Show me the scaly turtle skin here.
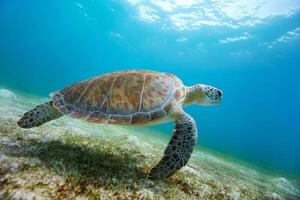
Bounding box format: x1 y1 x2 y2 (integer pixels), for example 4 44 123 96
18 70 223 180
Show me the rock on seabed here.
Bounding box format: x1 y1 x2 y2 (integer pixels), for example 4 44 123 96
0 89 16 99
0 88 299 200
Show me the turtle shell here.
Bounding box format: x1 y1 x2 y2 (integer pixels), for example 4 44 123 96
51 70 186 125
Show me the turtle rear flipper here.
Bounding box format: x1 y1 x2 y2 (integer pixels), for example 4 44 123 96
148 111 197 180
18 101 63 128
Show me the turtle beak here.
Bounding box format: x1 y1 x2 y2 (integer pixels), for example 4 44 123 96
217 90 223 102
217 90 222 98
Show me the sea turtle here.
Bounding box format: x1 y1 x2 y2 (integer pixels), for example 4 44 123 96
18 70 222 180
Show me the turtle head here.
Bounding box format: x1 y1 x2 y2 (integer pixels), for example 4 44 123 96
185 84 223 106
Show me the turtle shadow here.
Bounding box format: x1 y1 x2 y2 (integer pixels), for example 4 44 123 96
7 138 146 184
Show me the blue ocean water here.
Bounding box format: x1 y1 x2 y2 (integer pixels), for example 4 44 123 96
0 0 299 176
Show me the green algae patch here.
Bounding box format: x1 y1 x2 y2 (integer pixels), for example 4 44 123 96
0 89 300 200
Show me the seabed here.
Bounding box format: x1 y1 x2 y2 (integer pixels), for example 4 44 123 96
0 88 299 200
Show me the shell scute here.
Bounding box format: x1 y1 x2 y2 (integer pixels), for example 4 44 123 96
60 81 90 105
132 113 151 125
174 89 182 101
163 101 174 114
74 77 114 112
52 94 65 108
87 112 108 123
108 115 131 125
150 109 166 121
140 74 172 112
59 104 74 115
107 72 144 114
70 109 89 119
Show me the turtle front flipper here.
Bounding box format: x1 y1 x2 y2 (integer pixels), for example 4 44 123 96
148 112 197 180
18 101 63 128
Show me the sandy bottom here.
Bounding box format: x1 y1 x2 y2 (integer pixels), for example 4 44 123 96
0 88 299 200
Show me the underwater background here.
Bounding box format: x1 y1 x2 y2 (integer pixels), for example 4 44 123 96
0 0 300 199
